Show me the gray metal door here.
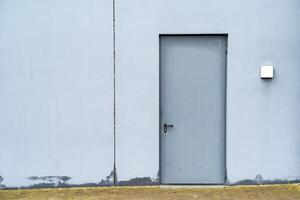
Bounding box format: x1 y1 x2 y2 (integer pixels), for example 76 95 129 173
160 35 227 184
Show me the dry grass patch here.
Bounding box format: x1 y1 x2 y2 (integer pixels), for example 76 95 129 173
0 184 300 200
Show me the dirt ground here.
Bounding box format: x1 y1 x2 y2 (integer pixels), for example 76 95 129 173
0 184 300 200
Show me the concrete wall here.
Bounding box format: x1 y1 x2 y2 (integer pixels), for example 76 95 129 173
116 0 300 184
0 0 299 188
0 0 114 187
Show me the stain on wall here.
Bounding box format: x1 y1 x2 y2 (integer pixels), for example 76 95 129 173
99 170 115 186
118 177 159 186
28 176 71 188
231 175 300 185
0 175 5 188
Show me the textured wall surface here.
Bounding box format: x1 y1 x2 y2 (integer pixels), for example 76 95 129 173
0 0 300 188
0 0 114 187
115 0 300 184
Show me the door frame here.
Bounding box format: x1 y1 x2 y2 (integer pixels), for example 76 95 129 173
158 34 228 185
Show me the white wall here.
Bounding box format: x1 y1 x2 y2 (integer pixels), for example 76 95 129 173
115 0 300 183
0 0 114 187
0 0 299 187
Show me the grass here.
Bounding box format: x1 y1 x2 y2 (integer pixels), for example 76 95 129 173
0 184 300 200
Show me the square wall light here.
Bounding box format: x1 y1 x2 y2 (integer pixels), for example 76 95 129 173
261 65 273 79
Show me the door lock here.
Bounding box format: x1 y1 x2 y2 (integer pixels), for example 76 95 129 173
163 123 174 134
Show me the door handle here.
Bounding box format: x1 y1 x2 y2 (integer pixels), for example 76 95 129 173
163 123 174 134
